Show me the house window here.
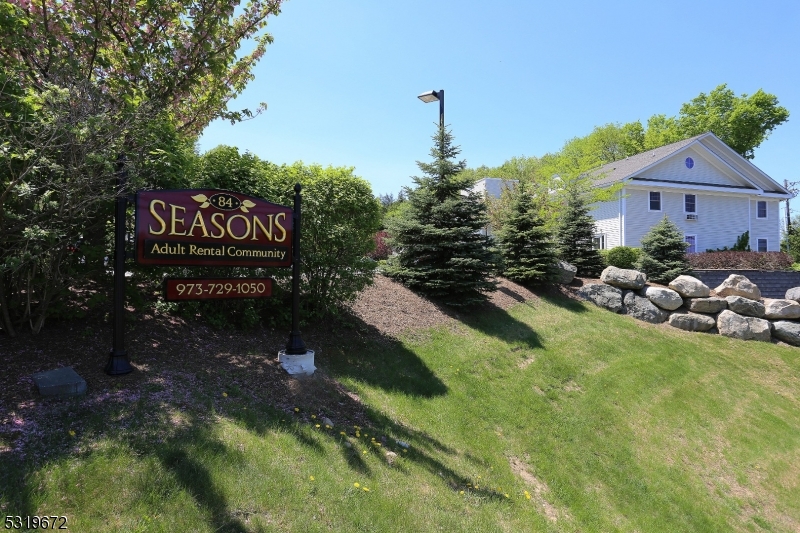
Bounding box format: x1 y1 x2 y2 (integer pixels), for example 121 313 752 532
757 238 767 252
684 235 697 254
684 194 696 213
757 201 767 218
592 234 605 250
649 191 661 211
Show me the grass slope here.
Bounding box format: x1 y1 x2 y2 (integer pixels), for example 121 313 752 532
2 293 799 532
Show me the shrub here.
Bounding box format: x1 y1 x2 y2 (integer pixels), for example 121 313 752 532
555 187 604 278
368 231 391 260
688 251 793 271
605 246 641 270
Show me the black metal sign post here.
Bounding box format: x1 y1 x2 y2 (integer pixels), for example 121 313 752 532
285 184 306 354
106 161 133 375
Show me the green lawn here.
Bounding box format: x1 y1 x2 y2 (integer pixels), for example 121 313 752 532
2 294 799 532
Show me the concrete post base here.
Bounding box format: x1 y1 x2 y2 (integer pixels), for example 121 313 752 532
278 350 316 377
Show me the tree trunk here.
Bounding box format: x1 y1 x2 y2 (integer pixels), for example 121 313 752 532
0 272 16 337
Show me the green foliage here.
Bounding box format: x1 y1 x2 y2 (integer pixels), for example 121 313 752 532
604 246 642 270
704 231 751 253
385 125 499 306
495 185 557 284
554 188 604 278
782 219 800 262
634 216 692 284
181 148 381 323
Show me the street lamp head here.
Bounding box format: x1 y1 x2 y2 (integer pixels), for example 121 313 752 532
417 90 440 103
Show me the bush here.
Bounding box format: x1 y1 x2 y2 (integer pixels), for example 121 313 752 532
688 251 793 271
134 148 382 328
604 246 641 270
368 231 391 260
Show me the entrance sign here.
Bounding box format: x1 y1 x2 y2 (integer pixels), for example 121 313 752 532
107 179 309 376
135 189 292 268
164 278 273 301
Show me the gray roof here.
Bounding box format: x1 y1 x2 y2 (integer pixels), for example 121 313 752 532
591 133 708 187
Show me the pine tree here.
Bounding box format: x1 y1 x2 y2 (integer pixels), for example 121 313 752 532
495 186 557 284
634 216 691 283
555 187 604 278
385 124 499 306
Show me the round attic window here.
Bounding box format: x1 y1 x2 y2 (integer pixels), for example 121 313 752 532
685 157 694 169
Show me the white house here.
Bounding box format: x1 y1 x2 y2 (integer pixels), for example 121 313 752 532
589 132 793 253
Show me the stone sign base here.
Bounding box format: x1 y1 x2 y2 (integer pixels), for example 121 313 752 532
32 367 87 397
278 350 316 377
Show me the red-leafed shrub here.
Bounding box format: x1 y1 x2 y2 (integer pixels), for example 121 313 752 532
368 230 392 260
688 251 793 270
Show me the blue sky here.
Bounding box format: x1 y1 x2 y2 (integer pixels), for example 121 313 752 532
198 0 800 213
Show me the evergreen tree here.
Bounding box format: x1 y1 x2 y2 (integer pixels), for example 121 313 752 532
385 124 499 306
495 185 557 284
634 216 691 283
555 187 604 278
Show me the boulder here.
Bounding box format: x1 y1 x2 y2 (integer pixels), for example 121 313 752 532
717 310 771 342
668 275 710 298
763 299 800 320
724 295 765 318
772 321 800 346
553 260 577 284
623 292 670 323
713 274 761 300
600 266 646 290
578 283 624 313
645 287 684 311
685 297 727 314
785 287 800 303
668 311 716 332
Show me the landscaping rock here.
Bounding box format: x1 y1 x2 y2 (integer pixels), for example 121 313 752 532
685 297 727 314
713 274 761 300
668 311 716 332
772 321 800 346
645 287 683 310
724 296 765 318
763 299 800 320
717 310 771 342
600 266 646 290
623 292 670 323
578 283 624 313
553 260 577 284
785 287 800 303
669 275 710 298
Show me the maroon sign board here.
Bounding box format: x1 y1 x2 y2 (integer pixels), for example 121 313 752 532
164 278 273 301
135 189 293 268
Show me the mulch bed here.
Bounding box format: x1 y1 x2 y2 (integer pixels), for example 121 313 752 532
0 275 591 449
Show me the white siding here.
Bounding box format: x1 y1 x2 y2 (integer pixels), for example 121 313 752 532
638 147 746 187
750 199 781 251
623 187 751 251
591 199 621 249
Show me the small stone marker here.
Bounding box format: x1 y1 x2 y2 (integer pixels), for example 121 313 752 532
32 367 87 397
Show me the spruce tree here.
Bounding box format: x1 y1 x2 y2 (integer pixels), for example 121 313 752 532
495 186 557 284
555 187 604 278
385 124 499 306
634 216 691 283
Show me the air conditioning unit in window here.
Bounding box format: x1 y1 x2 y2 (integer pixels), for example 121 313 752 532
686 214 698 220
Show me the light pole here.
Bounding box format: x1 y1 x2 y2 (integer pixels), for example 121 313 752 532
417 89 444 128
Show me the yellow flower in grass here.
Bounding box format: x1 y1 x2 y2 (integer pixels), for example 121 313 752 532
309 476 315 481
222 392 228 397
69 430 76 437
315 424 320 428
459 490 464 495
354 482 360 488
362 487 370 492
524 491 531 500
311 415 316 419
294 407 300 412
